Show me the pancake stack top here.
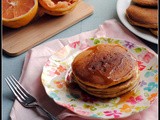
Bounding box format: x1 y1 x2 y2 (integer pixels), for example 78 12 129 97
126 0 158 37
71 44 140 98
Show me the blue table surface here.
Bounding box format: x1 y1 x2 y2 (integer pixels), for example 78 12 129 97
2 0 158 120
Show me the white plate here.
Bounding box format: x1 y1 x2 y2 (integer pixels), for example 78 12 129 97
116 0 158 44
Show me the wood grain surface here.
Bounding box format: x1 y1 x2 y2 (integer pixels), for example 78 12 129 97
3 1 94 56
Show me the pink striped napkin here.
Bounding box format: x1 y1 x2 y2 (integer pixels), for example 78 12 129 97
10 19 158 120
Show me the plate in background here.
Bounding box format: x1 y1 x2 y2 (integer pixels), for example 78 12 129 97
116 0 158 44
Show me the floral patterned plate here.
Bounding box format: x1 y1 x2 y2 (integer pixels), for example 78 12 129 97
41 37 158 119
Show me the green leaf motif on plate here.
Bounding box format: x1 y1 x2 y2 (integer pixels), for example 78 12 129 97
106 38 121 44
114 40 120 44
134 47 147 53
107 38 113 43
94 39 100 44
135 106 148 111
98 104 109 108
144 92 149 97
134 48 142 53
95 103 100 106
83 104 97 111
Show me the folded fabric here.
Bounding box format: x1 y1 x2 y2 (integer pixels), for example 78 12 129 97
10 19 158 120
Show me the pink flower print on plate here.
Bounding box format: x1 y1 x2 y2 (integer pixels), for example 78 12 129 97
142 52 154 63
104 110 122 118
127 95 143 105
49 65 66 76
137 61 146 71
49 68 57 76
54 81 65 89
69 41 80 48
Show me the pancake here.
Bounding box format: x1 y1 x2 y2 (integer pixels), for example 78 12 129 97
74 69 140 93
126 5 158 29
83 80 139 98
72 44 138 89
132 0 158 7
149 28 158 36
78 77 139 95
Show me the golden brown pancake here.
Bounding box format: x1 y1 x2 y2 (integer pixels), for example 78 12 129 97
69 71 140 98
149 28 158 36
126 5 158 29
74 69 140 93
72 44 138 89
83 81 139 98
132 0 158 7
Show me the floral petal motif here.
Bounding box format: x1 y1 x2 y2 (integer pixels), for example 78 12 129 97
147 93 157 104
125 41 134 49
144 82 158 92
57 65 66 72
127 97 137 104
69 41 80 48
135 96 143 102
142 52 154 63
54 70 60 75
140 80 147 87
120 104 132 113
54 80 65 89
104 110 121 118
50 92 60 101
145 71 154 78
137 61 146 71
127 95 143 105
104 111 113 116
155 74 158 82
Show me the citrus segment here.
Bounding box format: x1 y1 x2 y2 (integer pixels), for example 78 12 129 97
2 0 38 28
39 0 79 15
39 4 76 16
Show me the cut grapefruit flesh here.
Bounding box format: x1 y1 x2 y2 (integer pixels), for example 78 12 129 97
2 0 38 28
38 3 77 16
39 0 79 12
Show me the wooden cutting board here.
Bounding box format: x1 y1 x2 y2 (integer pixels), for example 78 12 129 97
3 1 94 56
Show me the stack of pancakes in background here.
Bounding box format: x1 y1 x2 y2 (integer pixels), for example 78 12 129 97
71 44 140 98
126 0 158 37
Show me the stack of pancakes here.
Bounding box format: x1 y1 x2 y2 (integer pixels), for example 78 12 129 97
126 0 158 37
71 44 140 98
